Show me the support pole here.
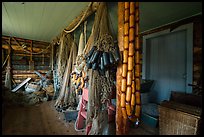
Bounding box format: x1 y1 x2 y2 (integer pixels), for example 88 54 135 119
5 37 12 90
2 49 4 63
29 40 34 70
51 43 54 71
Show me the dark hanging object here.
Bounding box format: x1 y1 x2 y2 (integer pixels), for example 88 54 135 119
99 69 105 76
86 46 97 59
103 52 110 67
91 50 100 64
86 59 92 69
109 52 115 65
114 46 121 63
88 50 97 63
100 56 105 71
92 62 98 70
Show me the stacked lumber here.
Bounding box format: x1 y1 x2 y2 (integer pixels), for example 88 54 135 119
2 36 51 88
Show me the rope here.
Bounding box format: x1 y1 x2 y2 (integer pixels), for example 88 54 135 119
63 2 93 34
83 2 104 54
84 21 87 45
12 37 51 55
21 44 51 55
107 9 117 43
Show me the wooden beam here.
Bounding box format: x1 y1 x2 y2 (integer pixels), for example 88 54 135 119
13 73 38 77
2 49 4 63
11 50 50 55
12 53 50 58
4 37 12 90
29 40 34 70
2 35 50 45
12 70 47 74
140 14 202 36
11 77 32 92
2 44 47 53
12 37 49 55
30 40 33 61
2 37 50 55
12 75 39 80
51 43 54 71
12 79 41 84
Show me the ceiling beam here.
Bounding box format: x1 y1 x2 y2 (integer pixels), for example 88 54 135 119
140 14 202 36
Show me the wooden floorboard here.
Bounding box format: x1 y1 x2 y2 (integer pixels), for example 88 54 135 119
2 100 158 135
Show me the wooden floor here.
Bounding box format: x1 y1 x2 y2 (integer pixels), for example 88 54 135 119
2 101 84 135
2 101 158 135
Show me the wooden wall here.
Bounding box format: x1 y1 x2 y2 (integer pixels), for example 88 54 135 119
193 17 202 92
2 36 51 88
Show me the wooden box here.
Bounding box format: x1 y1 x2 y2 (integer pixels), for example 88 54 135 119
159 101 201 135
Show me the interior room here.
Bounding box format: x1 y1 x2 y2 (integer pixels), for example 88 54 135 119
2 2 202 135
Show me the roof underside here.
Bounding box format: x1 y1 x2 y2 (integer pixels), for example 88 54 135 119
2 2 202 42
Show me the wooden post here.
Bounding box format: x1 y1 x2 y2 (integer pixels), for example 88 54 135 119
29 40 34 70
51 43 54 71
5 37 12 90
30 40 33 61
116 2 129 135
2 49 4 64
42 54 45 65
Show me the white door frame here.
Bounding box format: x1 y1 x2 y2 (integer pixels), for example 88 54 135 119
142 23 193 93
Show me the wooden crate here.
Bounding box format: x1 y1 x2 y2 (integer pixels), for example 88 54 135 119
159 101 201 135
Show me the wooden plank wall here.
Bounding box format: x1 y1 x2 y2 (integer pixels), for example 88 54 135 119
2 36 51 87
193 17 202 92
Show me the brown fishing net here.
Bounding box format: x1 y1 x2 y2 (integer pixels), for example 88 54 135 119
55 34 72 95
86 2 115 135
64 39 77 108
54 33 78 110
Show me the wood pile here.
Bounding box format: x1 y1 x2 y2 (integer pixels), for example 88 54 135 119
2 36 51 88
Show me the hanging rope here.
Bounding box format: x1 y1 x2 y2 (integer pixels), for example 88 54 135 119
107 9 117 43
84 20 87 45
12 37 51 55
63 2 93 34
21 44 51 55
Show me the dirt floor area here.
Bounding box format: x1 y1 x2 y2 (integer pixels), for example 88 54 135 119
2 100 158 135
2 101 84 135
